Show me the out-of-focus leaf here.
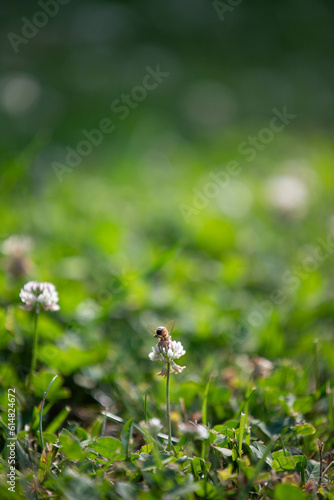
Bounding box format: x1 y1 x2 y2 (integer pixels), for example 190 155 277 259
39 345 107 375
40 432 58 445
59 429 85 461
211 445 233 457
115 482 136 500
293 396 314 414
251 420 272 441
45 406 71 434
294 423 316 436
32 371 70 401
274 483 307 500
91 437 121 460
305 460 321 482
249 442 273 466
293 455 308 468
272 450 291 459
272 456 296 471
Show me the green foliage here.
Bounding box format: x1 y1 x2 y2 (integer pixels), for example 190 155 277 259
91 437 123 460
1 134 334 498
274 484 308 500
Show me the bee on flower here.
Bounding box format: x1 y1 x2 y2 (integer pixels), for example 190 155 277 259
148 321 186 377
147 321 186 452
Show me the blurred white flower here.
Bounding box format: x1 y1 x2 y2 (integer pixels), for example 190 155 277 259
2 235 33 256
19 281 60 313
75 298 101 323
1 74 41 115
1 235 33 278
264 175 309 216
251 356 274 378
179 422 209 440
149 340 186 377
140 418 163 435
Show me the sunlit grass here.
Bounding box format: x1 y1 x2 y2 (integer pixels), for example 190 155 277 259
0 133 334 498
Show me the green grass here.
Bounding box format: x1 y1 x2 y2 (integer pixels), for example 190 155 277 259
1 131 334 498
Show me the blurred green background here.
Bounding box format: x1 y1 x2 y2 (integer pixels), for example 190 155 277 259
1 0 334 419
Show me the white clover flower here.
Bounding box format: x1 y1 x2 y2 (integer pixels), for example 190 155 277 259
19 281 60 313
149 340 186 377
179 422 209 440
149 340 185 362
140 418 163 435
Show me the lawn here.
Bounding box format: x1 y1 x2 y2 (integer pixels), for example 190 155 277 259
1 1 334 498
1 128 334 498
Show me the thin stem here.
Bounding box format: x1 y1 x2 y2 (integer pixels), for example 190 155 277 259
166 361 172 452
39 375 58 451
27 311 38 391
144 391 148 423
323 461 334 477
280 435 287 456
144 392 149 453
314 338 319 391
319 439 323 487
201 375 211 460
327 381 333 429
101 406 108 437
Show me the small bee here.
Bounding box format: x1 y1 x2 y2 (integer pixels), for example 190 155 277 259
148 320 175 343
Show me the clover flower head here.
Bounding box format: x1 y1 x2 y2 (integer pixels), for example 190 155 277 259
140 418 163 435
149 340 185 362
179 422 209 440
149 340 186 377
19 281 60 313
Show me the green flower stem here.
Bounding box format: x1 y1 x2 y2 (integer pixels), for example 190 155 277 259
166 361 172 452
27 311 38 391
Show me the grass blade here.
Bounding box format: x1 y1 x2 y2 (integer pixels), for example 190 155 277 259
201 375 211 460
238 412 246 457
121 418 134 459
39 375 58 450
